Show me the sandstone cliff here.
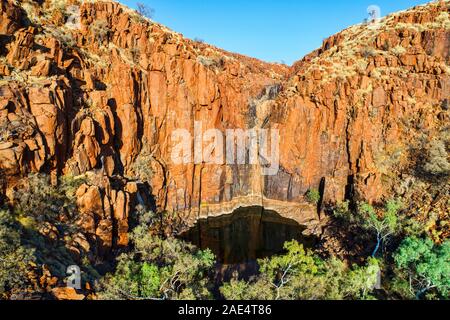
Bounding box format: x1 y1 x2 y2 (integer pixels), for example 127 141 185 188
0 0 449 257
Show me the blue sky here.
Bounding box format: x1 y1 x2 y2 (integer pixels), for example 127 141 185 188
119 0 428 65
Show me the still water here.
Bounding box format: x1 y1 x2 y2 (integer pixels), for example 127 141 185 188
180 206 313 265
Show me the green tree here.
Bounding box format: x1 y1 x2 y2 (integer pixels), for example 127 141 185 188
335 200 402 257
97 211 215 300
359 200 402 257
259 240 327 300
393 237 450 299
221 241 379 300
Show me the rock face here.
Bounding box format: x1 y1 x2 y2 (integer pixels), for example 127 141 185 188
51 287 85 300
0 0 449 251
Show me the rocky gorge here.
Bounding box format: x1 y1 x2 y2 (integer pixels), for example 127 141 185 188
0 0 449 299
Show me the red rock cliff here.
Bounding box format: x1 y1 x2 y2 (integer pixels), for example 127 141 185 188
0 0 449 251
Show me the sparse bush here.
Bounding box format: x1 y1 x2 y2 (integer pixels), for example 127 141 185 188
90 19 110 44
8 174 99 288
0 121 8 142
423 138 450 176
13 173 84 228
355 59 368 74
130 146 153 184
0 209 36 299
435 11 450 28
130 47 141 63
136 3 154 19
360 47 377 59
49 0 67 16
0 116 33 143
390 45 407 56
197 55 225 71
369 68 382 79
21 1 39 24
50 28 76 48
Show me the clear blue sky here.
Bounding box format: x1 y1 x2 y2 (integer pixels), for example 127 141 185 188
119 0 428 65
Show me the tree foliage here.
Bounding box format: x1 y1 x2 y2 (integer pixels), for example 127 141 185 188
305 189 321 204
97 211 215 300
393 237 450 299
334 199 403 257
220 241 380 300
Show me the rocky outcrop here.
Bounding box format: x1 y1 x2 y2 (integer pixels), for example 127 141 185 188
0 0 449 254
51 287 85 300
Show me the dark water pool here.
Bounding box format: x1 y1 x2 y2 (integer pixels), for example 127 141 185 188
179 206 313 265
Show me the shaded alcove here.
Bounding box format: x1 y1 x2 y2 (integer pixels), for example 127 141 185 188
179 206 314 266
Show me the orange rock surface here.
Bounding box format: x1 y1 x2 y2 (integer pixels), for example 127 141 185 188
0 0 449 250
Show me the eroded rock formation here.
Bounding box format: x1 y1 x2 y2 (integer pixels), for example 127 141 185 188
0 0 449 256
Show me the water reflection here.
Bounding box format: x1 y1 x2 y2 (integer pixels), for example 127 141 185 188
180 206 313 265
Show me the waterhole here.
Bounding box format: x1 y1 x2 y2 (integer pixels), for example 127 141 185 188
180 206 314 267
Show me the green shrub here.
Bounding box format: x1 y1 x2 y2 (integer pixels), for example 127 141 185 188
305 188 321 204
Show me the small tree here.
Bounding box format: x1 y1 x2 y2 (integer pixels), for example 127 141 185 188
259 240 319 300
334 200 402 257
359 200 402 257
136 3 155 19
221 240 379 300
394 237 450 299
